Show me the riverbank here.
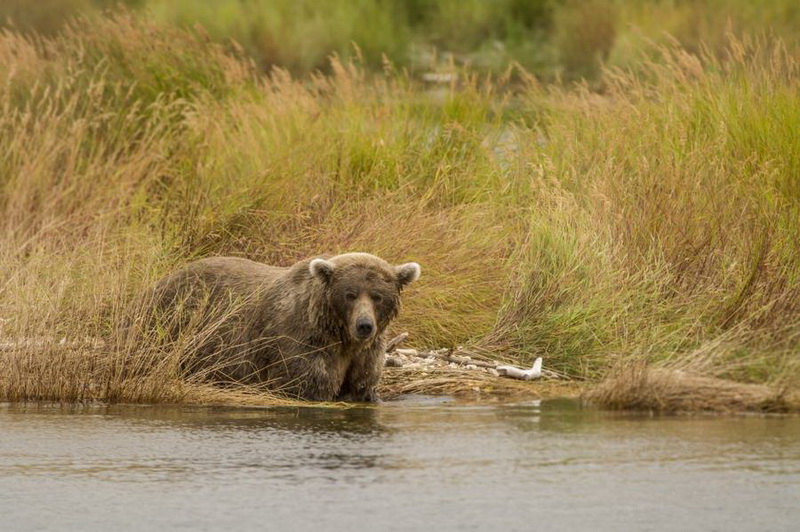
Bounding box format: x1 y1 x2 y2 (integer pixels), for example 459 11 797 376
0 335 582 405
6 335 799 414
378 343 583 401
380 346 800 413
378 348 800 413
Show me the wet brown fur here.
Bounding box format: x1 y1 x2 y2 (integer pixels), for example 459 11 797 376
144 253 418 401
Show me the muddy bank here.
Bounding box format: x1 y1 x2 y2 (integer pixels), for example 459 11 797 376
379 345 800 413
379 365 582 400
377 343 581 400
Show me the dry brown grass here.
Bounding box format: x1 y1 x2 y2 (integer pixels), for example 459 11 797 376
0 338 301 406
584 362 800 414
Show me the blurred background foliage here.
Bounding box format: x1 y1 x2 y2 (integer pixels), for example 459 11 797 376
2 0 799 82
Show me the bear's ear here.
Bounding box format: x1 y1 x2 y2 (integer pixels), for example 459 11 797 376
309 258 335 283
395 262 421 287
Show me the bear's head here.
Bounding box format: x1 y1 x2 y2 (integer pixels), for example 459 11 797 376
309 252 420 343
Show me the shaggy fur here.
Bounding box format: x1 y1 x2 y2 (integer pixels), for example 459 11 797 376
145 253 420 402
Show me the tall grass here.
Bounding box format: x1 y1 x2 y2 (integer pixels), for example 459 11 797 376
497 36 800 383
0 13 798 403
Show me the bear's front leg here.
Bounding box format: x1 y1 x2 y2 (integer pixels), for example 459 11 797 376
280 351 344 402
336 348 385 403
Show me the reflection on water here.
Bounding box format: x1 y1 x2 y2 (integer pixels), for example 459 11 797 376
1 398 799 531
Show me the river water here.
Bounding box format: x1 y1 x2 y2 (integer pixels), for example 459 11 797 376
1 397 798 531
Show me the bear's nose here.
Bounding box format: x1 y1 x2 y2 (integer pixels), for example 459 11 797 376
355 318 374 339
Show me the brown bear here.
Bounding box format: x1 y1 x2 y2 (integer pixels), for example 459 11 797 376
143 252 420 402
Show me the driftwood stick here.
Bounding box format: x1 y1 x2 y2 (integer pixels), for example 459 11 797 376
396 348 499 369
436 352 498 369
0 337 106 352
385 332 410 353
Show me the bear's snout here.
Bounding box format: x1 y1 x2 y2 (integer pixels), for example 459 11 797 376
349 294 378 341
355 316 375 339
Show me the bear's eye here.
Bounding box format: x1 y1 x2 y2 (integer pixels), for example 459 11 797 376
371 294 383 303
345 292 357 302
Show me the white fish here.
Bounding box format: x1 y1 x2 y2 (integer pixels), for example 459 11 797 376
496 357 543 381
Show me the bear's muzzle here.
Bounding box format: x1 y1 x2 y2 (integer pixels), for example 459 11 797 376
351 294 377 341
355 316 375 339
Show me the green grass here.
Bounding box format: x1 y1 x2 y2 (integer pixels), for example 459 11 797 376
0 9 798 403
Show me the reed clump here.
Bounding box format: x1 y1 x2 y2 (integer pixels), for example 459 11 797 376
584 362 800 414
0 12 798 409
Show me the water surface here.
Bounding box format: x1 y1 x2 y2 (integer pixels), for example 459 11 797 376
1 398 798 531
